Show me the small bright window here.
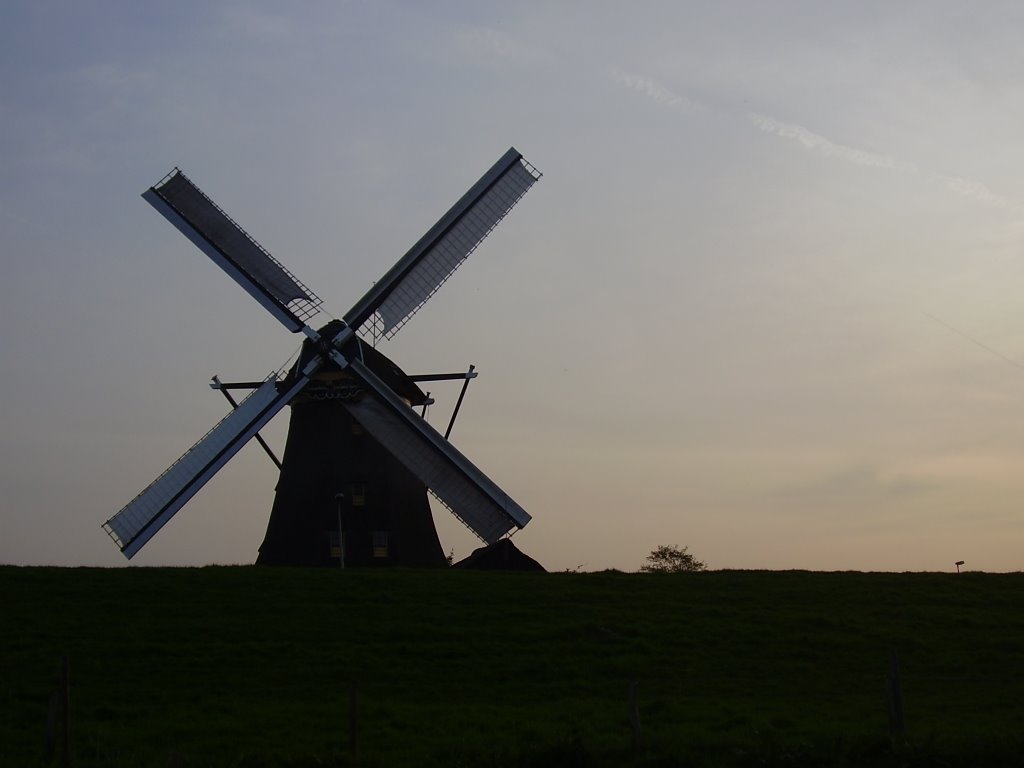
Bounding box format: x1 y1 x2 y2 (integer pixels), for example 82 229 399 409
351 483 366 507
328 530 342 559
372 531 389 558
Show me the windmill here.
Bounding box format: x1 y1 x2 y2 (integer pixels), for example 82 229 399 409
103 148 541 565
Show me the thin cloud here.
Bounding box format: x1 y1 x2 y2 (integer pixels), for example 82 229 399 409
931 173 1020 210
774 463 935 508
748 113 909 171
610 67 703 114
217 7 296 43
749 112 1022 211
73 63 154 92
457 26 543 66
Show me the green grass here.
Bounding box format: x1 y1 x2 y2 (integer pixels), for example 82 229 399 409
3 567 1024 766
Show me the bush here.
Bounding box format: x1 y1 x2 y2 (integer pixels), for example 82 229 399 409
641 544 706 573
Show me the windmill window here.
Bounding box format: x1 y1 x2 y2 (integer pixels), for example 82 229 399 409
328 530 342 559
372 531 389 558
350 484 366 507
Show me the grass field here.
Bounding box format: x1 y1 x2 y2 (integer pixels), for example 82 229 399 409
3 566 1023 766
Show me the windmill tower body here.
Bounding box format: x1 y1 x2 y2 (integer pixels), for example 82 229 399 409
103 149 539 563
257 326 446 567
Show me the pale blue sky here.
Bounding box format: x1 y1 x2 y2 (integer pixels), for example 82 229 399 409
3 2 1024 571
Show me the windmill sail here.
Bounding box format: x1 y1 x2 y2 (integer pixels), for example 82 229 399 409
340 354 531 543
345 147 541 340
143 169 322 332
104 372 312 558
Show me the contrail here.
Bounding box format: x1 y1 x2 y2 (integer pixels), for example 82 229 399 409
930 173 1019 211
749 114 1021 210
924 312 1024 370
609 67 702 113
609 67 1022 212
748 113 909 170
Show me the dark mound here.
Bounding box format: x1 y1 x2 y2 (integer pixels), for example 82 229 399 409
453 538 545 571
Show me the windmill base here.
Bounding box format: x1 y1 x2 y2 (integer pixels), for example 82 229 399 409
256 395 447 568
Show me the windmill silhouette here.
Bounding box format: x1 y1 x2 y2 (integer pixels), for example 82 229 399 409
104 148 540 565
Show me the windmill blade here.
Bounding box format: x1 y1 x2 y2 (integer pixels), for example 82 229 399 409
344 147 541 341
143 169 323 333
103 370 314 559
339 354 531 543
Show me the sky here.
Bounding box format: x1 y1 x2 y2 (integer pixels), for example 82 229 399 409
3 2 1024 572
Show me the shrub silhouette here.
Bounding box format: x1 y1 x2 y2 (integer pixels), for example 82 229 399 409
641 544 706 573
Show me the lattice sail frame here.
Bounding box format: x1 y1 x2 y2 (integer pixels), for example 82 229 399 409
146 168 323 330
354 154 541 343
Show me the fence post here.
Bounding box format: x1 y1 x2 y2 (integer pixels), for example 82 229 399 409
44 653 71 766
628 679 641 754
45 690 58 762
349 681 358 760
885 649 905 741
62 653 71 767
